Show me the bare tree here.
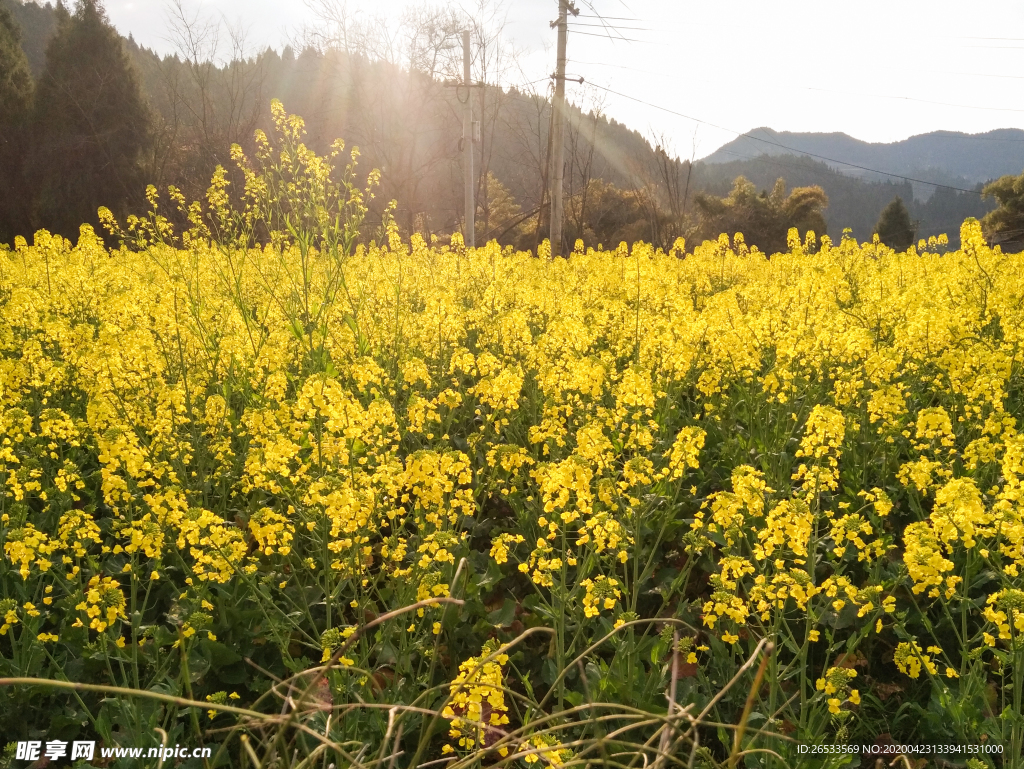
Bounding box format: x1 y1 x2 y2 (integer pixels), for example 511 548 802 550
155 0 266 198
564 87 606 246
650 129 699 247
299 0 355 56
465 0 521 238
297 1 467 233
299 0 542 238
495 74 553 248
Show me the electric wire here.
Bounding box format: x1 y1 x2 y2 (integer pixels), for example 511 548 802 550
801 86 1024 114
567 21 652 31
566 58 1024 138
563 29 651 43
563 0 647 45
575 13 641 21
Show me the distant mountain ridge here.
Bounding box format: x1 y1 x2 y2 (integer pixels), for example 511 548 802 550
705 127 1024 191
0 0 1002 244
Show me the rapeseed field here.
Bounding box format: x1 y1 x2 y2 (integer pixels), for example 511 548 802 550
0 103 1021 768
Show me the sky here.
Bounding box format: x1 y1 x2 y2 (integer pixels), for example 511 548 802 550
101 0 1024 160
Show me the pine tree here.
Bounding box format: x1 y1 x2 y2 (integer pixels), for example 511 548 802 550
30 0 151 238
875 196 915 251
0 4 34 242
981 170 1024 250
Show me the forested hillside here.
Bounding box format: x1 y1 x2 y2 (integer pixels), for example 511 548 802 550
690 153 994 240
0 0 998 248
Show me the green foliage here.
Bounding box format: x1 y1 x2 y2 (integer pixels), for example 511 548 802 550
0 0 57 77
562 179 658 250
0 5 31 117
0 3 33 242
29 0 151 239
693 176 828 254
478 172 526 242
982 170 1024 249
875 196 916 251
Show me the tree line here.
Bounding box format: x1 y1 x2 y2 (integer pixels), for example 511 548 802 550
0 0 1005 253
1 0 149 242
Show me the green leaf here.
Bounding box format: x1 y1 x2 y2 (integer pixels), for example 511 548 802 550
520 673 535 700
541 659 559 685
650 643 663 666
201 638 245 671
474 559 503 592
487 599 516 629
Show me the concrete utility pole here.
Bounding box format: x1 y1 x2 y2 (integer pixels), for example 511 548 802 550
548 0 577 257
462 29 475 249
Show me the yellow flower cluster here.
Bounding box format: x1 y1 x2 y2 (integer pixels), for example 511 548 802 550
4 525 55 579
983 589 1024 642
0 598 19 635
319 626 357 664
580 575 622 618
815 666 861 714
443 641 511 756
3 194 1024 743
74 576 126 632
248 507 295 556
520 733 573 765
894 641 939 679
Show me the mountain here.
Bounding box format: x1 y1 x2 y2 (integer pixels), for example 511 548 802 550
0 0 1001 246
705 127 1024 197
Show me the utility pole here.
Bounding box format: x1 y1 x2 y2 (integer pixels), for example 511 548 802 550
548 0 577 257
462 29 475 250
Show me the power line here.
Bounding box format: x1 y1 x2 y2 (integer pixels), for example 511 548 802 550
713 147 913 189
564 29 654 43
565 23 636 44
557 8 1019 194
567 21 652 31
801 86 1024 114
575 13 640 21
568 61 1024 120
568 58 655 76
574 0 637 20
563 2 659 44
506 77 551 90
571 47 1024 83
582 82 991 196
911 132 1024 143
938 71 1024 80
714 147 916 190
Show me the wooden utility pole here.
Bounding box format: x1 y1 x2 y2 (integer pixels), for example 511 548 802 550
548 0 577 257
462 29 475 249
